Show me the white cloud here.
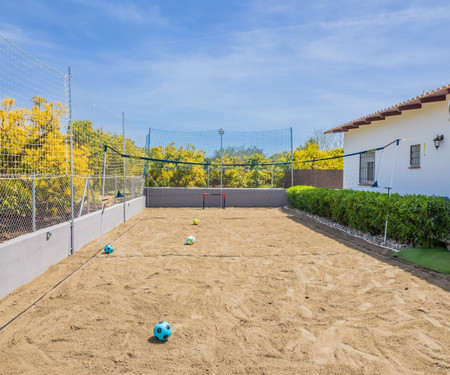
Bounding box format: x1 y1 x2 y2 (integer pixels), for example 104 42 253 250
71 0 168 26
0 24 56 50
318 5 450 30
37 0 450 145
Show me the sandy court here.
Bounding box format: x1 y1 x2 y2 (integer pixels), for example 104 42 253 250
0 207 449 374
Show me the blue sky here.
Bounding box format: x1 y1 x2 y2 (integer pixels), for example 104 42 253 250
1 0 450 148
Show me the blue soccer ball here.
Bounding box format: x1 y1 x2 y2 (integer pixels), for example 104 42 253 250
154 321 172 341
104 244 114 253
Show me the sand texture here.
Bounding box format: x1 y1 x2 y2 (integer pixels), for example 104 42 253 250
0 207 449 374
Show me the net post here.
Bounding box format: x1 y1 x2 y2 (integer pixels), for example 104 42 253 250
383 187 392 243
100 145 107 250
202 193 207 209
383 139 400 243
222 193 226 209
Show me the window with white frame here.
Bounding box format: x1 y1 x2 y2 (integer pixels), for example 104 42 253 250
359 151 375 184
410 144 420 167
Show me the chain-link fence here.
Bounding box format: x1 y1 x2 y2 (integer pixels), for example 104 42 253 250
0 176 72 242
0 36 145 245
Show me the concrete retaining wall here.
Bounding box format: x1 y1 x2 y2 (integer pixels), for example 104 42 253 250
0 196 145 299
145 187 288 207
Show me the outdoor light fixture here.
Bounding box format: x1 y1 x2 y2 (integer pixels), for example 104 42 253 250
433 134 444 150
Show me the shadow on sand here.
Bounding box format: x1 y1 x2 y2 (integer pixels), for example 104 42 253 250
281 206 450 292
148 336 168 345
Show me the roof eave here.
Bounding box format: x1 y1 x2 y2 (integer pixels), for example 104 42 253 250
324 84 450 134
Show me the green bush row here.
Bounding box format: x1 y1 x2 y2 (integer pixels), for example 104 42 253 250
286 185 450 247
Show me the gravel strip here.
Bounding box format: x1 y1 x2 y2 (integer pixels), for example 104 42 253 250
284 206 409 252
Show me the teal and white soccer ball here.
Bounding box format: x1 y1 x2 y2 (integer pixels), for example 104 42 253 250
186 235 195 245
154 321 172 341
104 244 114 253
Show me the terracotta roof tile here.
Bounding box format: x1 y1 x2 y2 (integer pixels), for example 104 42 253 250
324 84 450 134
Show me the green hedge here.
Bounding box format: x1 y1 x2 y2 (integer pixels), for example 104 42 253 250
286 185 450 247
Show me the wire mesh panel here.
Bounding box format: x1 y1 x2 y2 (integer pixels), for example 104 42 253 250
0 36 65 109
34 176 72 229
144 128 292 188
0 36 69 242
0 36 67 178
0 176 72 242
0 36 146 243
0 178 33 242
101 147 145 208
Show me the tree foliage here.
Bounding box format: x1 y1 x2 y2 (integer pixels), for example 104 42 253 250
1 97 92 216
1 98 145 217
294 139 343 170
2 97 344 195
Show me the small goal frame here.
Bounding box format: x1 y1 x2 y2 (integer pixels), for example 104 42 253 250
202 193 226 209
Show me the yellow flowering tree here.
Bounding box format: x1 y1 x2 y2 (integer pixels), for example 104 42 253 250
0 97 91 216
146 142 207 187
293 140 343 170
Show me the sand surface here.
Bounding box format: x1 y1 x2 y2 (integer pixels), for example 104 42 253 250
0 207 449 374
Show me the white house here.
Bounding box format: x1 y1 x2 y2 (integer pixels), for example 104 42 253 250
325 84 450 198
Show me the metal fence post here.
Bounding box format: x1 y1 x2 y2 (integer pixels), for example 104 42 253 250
144 128 151 186
290 127 294 187
122 112 126 222
32 173 36 232
68 67 74 255
219 128 224 195
86 176 90 214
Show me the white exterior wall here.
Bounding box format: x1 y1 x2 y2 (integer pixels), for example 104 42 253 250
343 99 450 197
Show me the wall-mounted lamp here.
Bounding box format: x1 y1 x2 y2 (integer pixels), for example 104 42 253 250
433 135 444 150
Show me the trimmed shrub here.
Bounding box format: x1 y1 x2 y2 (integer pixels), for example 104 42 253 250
286 185 450 247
